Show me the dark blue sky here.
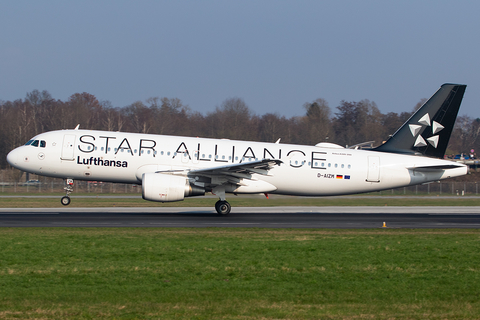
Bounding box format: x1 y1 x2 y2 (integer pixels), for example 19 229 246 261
1 1 478 118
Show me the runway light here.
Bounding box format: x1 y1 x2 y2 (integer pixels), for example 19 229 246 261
382 222 387 228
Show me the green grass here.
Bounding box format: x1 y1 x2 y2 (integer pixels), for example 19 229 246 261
0 228 480 319
1 194 480 207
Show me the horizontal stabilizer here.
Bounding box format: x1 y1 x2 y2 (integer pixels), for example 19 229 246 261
407 164 466 171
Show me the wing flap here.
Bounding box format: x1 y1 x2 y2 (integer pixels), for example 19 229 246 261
189 159 282 176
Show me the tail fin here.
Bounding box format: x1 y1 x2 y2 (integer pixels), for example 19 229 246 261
374 83 466 158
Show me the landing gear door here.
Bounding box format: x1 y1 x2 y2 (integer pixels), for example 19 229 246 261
61 134 76 160
366 156 380 182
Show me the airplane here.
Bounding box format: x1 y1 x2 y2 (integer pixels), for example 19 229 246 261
6 83 467 215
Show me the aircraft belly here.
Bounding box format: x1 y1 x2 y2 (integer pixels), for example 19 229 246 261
264 160 421 196
263 169 363 196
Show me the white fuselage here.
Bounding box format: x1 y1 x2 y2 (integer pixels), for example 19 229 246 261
6 129 467 197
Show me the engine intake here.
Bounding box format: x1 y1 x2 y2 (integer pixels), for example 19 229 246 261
142 173 204 202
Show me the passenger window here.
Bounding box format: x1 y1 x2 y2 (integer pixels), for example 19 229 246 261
31 140 39 147
40 140 46 148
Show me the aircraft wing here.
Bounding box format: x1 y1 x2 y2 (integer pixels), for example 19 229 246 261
155 159 283 189
189 159 283 177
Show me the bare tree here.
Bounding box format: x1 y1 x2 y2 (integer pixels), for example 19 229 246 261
206 97 256 140
450 115 480 154
124 101 153 133
301 98 332 145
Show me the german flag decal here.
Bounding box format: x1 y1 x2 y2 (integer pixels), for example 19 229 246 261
336 175 343 179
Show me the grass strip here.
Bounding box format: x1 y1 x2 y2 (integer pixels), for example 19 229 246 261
0 228 479 319
1 195 480 207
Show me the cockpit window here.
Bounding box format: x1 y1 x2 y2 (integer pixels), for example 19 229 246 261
26 140 46 148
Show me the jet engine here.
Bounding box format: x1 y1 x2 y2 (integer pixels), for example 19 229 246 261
142 173 204 202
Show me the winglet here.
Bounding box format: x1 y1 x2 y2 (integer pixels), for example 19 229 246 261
374 84 466 158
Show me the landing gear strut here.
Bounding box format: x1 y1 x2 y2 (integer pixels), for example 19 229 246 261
215 200 231 215
61 179 74 206
213 186 231 215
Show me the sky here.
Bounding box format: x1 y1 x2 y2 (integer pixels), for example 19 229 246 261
1 1 479 119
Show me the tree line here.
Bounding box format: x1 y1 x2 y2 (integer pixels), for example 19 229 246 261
1 89 479 169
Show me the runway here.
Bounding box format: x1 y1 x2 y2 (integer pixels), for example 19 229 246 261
1 206 480 228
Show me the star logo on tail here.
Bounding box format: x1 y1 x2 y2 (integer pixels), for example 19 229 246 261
408 113 444 148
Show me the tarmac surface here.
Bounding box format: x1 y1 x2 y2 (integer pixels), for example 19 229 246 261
1 206 480 228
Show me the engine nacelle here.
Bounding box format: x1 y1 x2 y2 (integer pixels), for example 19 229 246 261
142 173 204 202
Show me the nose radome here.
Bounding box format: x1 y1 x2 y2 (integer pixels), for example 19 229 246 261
6 148 19 167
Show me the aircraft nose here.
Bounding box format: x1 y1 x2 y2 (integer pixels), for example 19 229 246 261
6 148 20 167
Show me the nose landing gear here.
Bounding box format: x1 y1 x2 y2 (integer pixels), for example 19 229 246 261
61 195 71 206
61 179 74 206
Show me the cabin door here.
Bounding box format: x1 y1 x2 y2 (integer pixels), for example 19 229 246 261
61 134 76 160
366 156 380 182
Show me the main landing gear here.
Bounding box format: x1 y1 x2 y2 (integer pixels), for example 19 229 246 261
61 179 74 206
215 200 231 215
213 186 231 215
